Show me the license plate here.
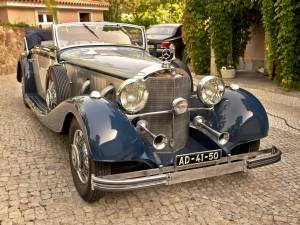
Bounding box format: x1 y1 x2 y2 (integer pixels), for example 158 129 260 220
176 150 222 167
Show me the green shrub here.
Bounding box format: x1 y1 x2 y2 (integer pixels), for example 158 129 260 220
182 1 210 74
183 0 300 90
0 22 31 28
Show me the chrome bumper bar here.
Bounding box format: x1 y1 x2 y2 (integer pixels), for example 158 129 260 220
91 146 281 192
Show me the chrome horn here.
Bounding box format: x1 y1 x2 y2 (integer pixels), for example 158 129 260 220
192 116 230 145
136 120 168 150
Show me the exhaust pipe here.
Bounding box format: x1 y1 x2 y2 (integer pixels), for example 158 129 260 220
192 116 230 145
136 120 168 150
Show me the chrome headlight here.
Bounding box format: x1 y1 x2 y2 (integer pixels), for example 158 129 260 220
117 79 149 114
197 76 225 106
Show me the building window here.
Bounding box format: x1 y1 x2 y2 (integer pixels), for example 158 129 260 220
79 12 91 22
46 15 53 23
38 13 54 24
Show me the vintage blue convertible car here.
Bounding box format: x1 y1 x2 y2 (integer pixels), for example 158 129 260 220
17 22 281 202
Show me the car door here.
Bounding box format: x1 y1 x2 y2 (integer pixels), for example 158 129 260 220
31 47 54 99
31 47 44 98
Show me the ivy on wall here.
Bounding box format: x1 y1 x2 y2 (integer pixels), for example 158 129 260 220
274 0 299 90
183 0 300 90
261 0 278 80
182 0 210 74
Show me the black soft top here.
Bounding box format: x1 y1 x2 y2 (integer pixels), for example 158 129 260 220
25 28 53 50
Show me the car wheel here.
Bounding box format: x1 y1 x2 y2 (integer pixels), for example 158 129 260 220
171 59 193 91
68 118 111 202
46 65 71 110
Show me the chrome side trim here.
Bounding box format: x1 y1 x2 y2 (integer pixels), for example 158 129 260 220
24 37 29 56
91 146 281 191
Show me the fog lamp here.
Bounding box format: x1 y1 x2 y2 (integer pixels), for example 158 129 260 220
173 98 188 115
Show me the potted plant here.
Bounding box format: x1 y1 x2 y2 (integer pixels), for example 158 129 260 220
221 65 236 78
221 57 236 78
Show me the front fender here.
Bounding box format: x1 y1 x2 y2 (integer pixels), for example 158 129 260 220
31 95 158 166
70 97 158 166
190 87 268 153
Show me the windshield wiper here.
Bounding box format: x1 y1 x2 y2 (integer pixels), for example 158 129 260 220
83 23 100 39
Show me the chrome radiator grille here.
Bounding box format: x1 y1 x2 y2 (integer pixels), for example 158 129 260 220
141 76 191 152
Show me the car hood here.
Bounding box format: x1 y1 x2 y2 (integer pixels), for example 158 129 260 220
60 46 161 79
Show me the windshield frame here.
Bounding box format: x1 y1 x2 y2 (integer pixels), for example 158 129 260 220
53 22 147 51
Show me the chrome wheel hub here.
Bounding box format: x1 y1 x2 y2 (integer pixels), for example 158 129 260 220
71 129 90 184
46 80 57 110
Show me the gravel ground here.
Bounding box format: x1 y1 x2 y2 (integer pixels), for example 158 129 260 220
0 74 299 225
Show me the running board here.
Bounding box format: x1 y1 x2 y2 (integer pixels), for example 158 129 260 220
24 94 75 133
25 94 48 114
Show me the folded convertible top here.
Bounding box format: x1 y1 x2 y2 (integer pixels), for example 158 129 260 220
25 28 52 50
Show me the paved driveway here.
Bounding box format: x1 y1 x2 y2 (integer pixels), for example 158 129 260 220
0 74 299 225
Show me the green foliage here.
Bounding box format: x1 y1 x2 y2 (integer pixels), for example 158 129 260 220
274 0 299 90
0 22 31 28
208 0 234 71
104 0 127 22
119 0 185 27
182 0 210 74
183 0 258 73
44 0 57 22
184 0 299 90
261 0 278 79
232 9 261 67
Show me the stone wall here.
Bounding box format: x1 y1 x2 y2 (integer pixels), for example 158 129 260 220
0 26 24 76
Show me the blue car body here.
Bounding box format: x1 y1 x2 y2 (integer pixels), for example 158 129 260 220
17 23 281 196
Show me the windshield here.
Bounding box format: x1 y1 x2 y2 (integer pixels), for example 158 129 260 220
56 23 145 49
146 26 177 35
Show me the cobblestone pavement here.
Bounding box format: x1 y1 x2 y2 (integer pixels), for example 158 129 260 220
0 74 299 225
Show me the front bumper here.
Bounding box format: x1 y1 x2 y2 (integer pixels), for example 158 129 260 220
91 146 281 191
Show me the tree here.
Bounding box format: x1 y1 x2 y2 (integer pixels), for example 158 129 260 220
121 0 185 27
44 0 57 22
103 0 127 22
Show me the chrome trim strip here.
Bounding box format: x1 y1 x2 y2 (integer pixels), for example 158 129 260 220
134 64 173 79
126 107 213 120
188 107 214 111
24 37 29 55
91 147 281 191
126 110 173 120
